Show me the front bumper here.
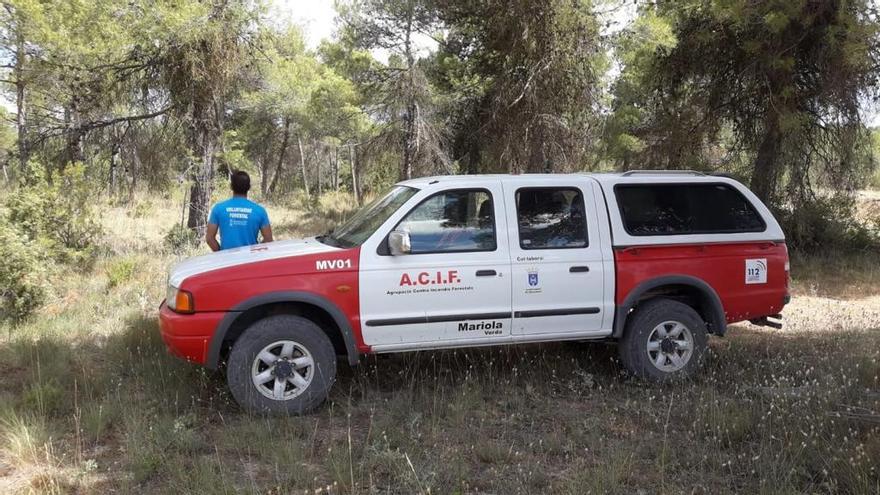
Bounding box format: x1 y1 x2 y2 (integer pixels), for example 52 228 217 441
159 301 225 365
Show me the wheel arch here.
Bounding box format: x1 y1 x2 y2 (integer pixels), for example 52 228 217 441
207 291 361 369
613 275 727 338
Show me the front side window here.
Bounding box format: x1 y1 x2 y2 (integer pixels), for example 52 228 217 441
322 186 419 248
516 188 589 249
615 183 766 236
395 189 496 253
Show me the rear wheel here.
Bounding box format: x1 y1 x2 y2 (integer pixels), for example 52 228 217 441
618 298 708 381
227 315 336 415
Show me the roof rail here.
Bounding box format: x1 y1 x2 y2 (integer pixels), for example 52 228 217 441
620 170 706 177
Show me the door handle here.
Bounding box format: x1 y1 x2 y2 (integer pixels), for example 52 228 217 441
476 269 497 277
569 266 590 273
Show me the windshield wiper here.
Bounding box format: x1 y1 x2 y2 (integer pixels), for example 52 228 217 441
317 229 341 247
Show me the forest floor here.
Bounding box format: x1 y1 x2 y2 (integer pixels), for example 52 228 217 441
0 192 878 494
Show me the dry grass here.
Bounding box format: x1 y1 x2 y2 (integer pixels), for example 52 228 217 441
0 192 878 494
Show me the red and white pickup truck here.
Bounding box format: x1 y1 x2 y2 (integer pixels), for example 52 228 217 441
160 172 790 414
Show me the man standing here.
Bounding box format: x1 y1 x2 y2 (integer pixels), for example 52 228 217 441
206 171 273 251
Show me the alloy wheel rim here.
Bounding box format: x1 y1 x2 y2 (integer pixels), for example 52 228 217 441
251 340 315 401
646 320 694 372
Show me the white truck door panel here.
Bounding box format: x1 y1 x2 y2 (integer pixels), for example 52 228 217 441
505 180 607 336
359 183 512 346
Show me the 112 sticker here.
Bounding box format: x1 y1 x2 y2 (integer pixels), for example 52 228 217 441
745 258 767 284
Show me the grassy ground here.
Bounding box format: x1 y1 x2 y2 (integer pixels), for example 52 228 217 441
1 193 879 494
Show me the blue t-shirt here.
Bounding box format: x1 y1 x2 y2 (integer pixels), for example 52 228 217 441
208 197 270 250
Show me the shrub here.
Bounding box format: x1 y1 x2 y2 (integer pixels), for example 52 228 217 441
128 199 152 219
776 196 879 253
5 162 102 264
164 223 199 253
0 221 46 323
869 167 880 189
5 186 46 241
106 258 137 288
44 163 103 252
20 379 65 417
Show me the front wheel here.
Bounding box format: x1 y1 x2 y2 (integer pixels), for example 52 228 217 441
618 298 708 381
226 315 337 415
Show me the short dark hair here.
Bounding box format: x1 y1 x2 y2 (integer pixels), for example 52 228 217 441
231 171 250 195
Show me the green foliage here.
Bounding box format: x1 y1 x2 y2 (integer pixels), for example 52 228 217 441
7 163 102 264
0 0 878 256
106 258 137 288
46 164 103 253
164 224 199 253
5 187 46 241
776 197 879 253
871 129 880 189
19 379 64 417
0 219 46 323
603 0 880 251
430 0 605 174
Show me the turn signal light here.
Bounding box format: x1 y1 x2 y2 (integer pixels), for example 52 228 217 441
174 290 195 314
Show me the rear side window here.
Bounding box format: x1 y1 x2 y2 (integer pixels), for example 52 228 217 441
615 183 766 236
516 188 588 249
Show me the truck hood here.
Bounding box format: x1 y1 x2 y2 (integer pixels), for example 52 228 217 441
168 237 341 287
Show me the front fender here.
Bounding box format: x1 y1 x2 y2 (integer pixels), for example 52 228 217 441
206 291 361 369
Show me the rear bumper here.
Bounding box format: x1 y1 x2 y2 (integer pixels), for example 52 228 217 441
159 301 225 365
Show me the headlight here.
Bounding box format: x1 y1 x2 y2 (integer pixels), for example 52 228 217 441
166 284 177 310
166 285 194 313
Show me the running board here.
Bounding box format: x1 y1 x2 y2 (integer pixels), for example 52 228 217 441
750 314 783 329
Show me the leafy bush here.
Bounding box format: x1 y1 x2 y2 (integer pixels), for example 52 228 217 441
128 199 152 219
44 164 103 252
5 186 46 241
869 167 880 190
20 379 65 417
164 224 199 253
106 258 137 288
777 197 879 253
0 221 46 323
6 162 102 264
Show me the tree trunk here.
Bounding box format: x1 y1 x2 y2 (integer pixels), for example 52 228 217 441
401 103 416 181
526 126 546 173
14 32 27 172
314 144 322 196
129 138 139 202
268 116 290 196
186 135 216 236
332 147 339 191
750 110 783 204
109 142 119 195
349 143 360 205
185 97 221 235
62 106 85 167
400 13 416 181
298 135 310 198
259 158 269 196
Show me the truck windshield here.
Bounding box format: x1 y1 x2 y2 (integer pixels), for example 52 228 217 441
319 186 419 248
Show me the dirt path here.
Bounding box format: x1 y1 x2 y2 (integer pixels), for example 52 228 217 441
776 292 880 333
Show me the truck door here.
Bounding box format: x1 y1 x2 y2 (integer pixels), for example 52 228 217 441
505 181 607 336
359 183 512 348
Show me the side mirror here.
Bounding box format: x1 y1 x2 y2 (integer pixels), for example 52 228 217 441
388 230 411 256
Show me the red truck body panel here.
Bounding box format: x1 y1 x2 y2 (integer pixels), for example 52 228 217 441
162 247 368 355
614 241 789 323
159 302 222 364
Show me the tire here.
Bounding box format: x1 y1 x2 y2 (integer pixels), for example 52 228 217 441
226 315 337 415
618 298 708 382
